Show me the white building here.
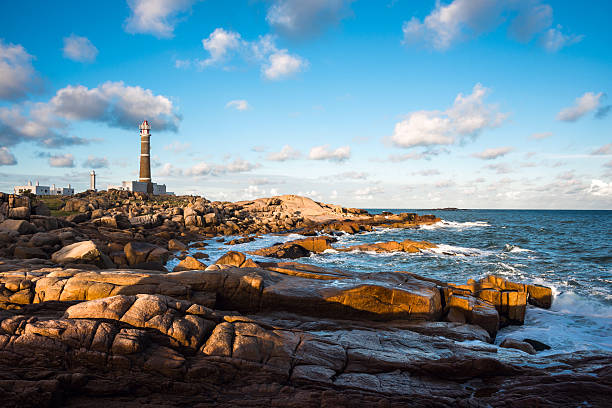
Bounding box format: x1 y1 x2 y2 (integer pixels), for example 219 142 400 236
107 181 174 195
13 181 74 196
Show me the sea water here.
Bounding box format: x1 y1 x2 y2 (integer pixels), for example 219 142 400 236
167 209 612 354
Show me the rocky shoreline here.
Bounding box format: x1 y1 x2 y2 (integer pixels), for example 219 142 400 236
0 191 610 407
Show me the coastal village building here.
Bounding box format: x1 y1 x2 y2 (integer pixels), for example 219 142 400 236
107 120 173 195
13 181 74 196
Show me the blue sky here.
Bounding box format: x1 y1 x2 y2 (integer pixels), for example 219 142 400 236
0 0 610 208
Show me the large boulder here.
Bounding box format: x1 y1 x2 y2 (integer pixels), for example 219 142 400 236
0 219 36 235
51 240 113 268
13 246 48 259
338 239 437 253
173 256 208 272
124 241 169 266
215 251 258 268
168 239 187 251
249 236 336 259
8 206 30 220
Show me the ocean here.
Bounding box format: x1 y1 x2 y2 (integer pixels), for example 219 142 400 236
167 209 612 354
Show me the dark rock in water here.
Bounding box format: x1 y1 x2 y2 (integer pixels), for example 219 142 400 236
500 338 537 354
192 252 209 259
523 338 551 351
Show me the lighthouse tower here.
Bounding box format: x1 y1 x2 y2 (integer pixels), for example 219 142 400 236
139 120 153 193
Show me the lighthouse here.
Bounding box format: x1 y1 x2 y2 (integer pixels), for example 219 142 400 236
139 120 153 193
106 119 174 195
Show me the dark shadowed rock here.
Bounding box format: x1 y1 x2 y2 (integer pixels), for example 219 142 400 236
0 219 36 235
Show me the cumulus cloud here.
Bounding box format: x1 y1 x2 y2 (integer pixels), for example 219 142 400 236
402 0 580 52
263 50 307 80
82 156 109 168
225 99 250 111
63 34 98 62
0 81 179 150
530 131 552 139
267 145 301 161
391 83 506 148
587 180 612 197
266 0 354 37
592 143 612 156
49 81 180 130
0 105 87 148
308 144 351 162
200 28 242 66
189 29 307 80
0 39 40 101
540 25 583 52
124 0 198 38
472 146 513 160
0 147 17 165
49 153 75 168
557 92 603 122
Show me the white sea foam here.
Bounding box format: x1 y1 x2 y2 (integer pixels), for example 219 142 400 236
424 244 487 257
418 220 491 230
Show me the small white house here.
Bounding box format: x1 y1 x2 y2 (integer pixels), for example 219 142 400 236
107 180 174 195
13 181 73 196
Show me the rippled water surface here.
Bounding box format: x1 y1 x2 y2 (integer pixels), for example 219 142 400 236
169 209 612 353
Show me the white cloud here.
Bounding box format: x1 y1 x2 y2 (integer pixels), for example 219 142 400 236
49 153 75 168
263 50 307 80
124 0 198 38
557 92 603 122
530 132 553 139
587 180 612 197
308 144 351 162
184 158 259 177
354 186 384 200
0 147 17 165
266 145 301 161
266 0 354 37
225 158 259 172
0 81 179 149
402 0 580 52
62 34 98 63
472 146 513 160
82 156 109 168
0 39 40 101
391 83 506 148
164 141 191 152
242 185 266 199
592 143 612 156
200 28 242 66
402 0 502 50
541 25 583 52
225 99 250 111
188 29 307 81
49 81 180 130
